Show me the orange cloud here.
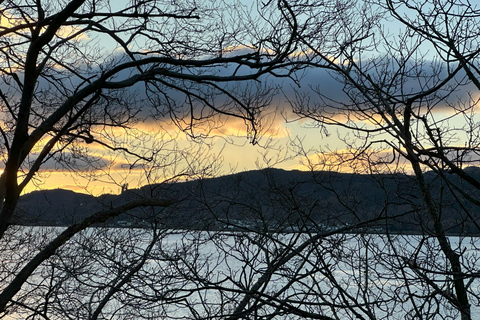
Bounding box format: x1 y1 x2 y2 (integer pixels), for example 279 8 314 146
291 148 413 174
0 9 88 41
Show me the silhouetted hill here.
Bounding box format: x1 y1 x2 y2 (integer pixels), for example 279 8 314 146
13 168 480 234
15 189 102 225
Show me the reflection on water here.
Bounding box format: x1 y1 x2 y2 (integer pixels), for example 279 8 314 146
1 227 479 319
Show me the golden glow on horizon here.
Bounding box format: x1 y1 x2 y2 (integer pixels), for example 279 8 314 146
0 9 89 41
0 5 476 197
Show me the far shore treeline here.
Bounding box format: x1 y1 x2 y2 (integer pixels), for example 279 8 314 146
15 168 480 235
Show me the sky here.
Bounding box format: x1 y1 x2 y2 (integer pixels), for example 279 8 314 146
26 63 479 196
23 67 353 196
6 0 480 196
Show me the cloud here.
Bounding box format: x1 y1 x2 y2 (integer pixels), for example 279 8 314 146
287 147 413 174
19 152 113 173
4 44 478 192
1 9 89 40
13 44 474 141
281 59 479 120
130 110 290 142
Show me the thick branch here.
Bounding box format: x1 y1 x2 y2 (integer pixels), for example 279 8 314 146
0 197 173 314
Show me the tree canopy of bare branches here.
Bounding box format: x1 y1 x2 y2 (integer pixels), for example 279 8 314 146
0 0 308 317
3 0 480 319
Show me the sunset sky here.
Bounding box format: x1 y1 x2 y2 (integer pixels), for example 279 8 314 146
7 0 479 196
25 62 479 196
23 72 350 196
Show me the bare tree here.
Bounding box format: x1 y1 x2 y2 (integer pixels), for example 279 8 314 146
0 0 305 233
150 0 480 319
0 0 309 317
279 0 480 319
6 0 480 319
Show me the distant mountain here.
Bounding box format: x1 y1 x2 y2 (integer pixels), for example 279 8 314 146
13 168 480 234
15 189 102 225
